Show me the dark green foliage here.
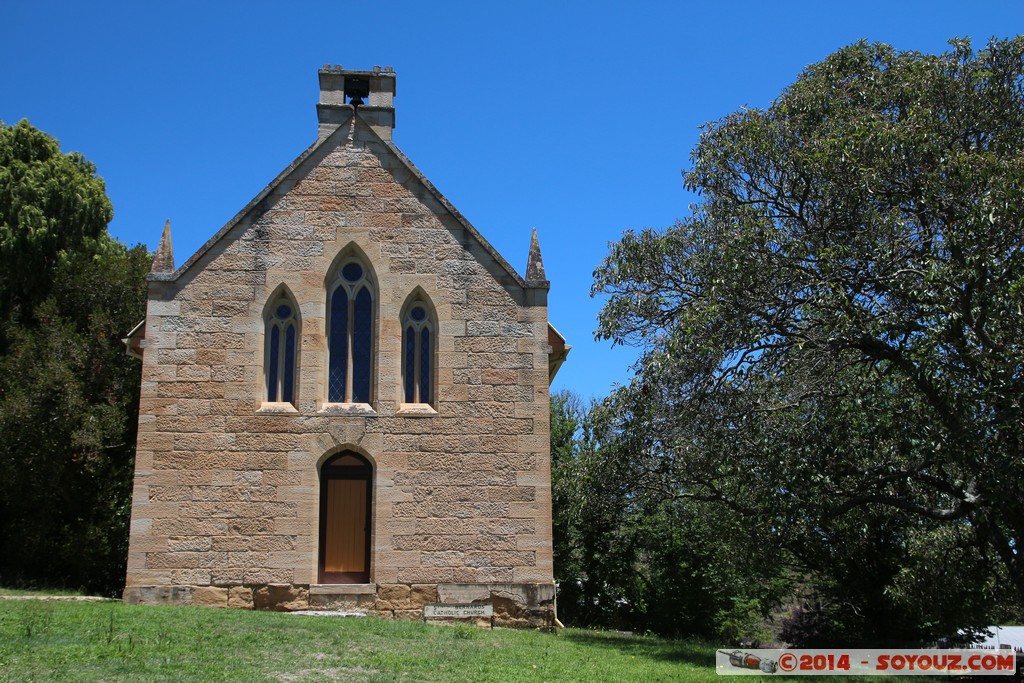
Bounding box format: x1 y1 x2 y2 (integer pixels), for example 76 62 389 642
551 391 641 630
0 120 113 329
0 120 149 595
779 604 831 648
551 391 786 641
592 38 1024 643
626 495 786 643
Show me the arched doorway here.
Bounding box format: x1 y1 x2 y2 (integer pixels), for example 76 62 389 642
318 451 372 583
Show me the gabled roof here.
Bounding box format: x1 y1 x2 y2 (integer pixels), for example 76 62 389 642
149 108 533 290
547 323 571 382
122 319 146 359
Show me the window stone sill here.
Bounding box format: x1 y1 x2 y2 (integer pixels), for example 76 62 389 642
396 403 438 417
257 402 299 414
310 583 377 595
319 403 377 416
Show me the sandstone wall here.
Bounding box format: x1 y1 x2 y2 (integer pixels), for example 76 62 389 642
123 117 553 625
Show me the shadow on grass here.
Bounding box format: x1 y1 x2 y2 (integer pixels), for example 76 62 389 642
0 584 85 597
562 629 716 668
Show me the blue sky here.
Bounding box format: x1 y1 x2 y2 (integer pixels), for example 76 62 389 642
2 1 1022 401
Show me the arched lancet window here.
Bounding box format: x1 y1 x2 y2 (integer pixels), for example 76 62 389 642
402 296 435 405
328 257 374 403
265 291 299 404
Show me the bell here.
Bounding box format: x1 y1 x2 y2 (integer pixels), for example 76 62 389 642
344 77 370 108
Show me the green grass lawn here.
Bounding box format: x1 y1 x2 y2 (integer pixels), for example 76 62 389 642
0 598 717 682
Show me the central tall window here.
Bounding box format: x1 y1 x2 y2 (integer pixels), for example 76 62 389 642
328 257 374 403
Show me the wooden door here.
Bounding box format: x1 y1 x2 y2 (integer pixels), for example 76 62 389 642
319 453 372 583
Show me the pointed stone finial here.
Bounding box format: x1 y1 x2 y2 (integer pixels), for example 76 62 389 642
526 227 546 283
151 219 175 274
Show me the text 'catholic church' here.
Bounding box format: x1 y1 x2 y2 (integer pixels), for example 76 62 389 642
122 66 569 626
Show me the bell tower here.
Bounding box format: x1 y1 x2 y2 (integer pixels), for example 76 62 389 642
317 65 396 140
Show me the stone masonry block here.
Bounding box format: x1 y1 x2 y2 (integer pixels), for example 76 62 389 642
192 586 229 608
252 584 309 611
376 584 411 610
228 586 254 609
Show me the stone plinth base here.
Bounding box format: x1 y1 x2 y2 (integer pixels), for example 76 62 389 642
122 581 556 628
437 583 555 629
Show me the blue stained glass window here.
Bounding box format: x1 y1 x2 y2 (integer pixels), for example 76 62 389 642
266 292 300 406
402 298 434 405
404 326 416 403
327 259 377 404
328 287 348 402
352 287 372 403
342 263 363 282
268 325 280 402
420 327 431 405
283 323 296 404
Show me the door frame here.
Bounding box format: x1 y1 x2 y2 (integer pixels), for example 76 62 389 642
318 451 373 583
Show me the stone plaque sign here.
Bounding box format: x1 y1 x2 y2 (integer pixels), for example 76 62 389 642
423 603 494 619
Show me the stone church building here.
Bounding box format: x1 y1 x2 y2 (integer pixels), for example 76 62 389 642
122 66 569 626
